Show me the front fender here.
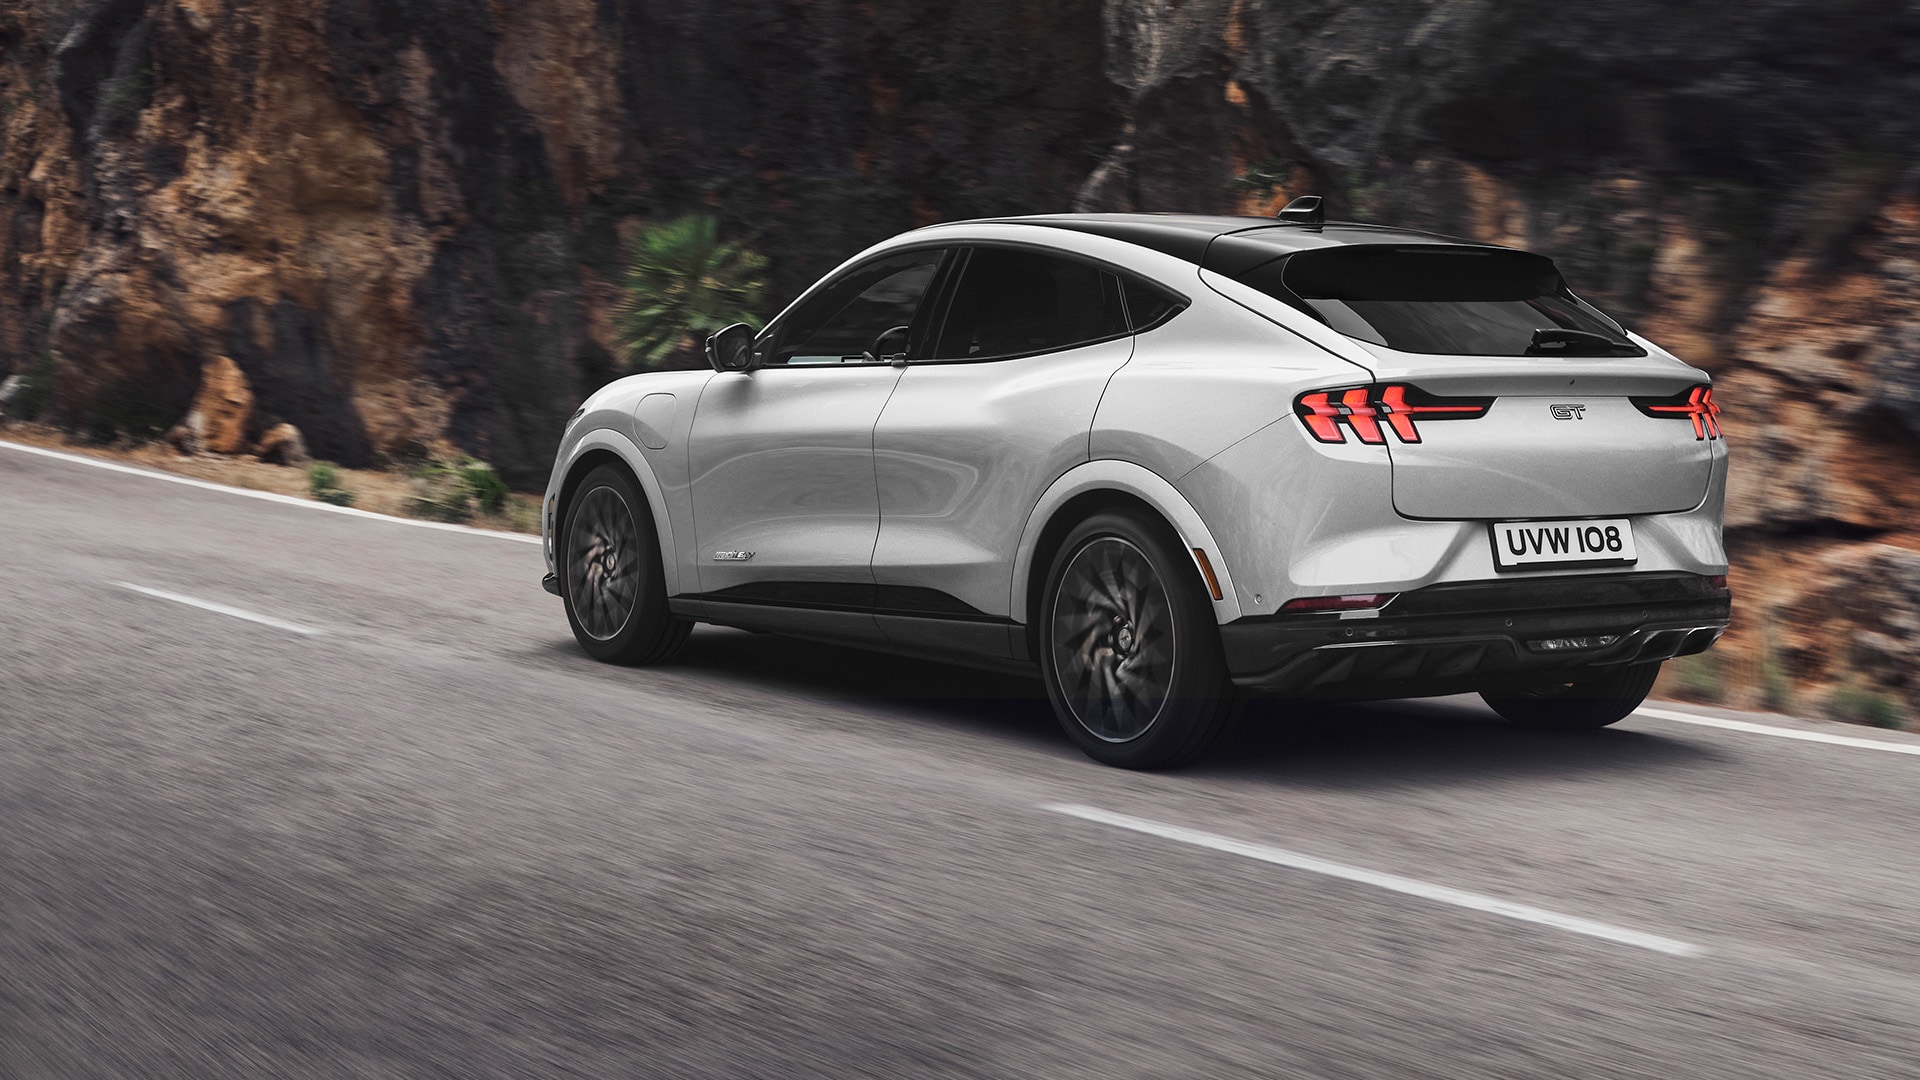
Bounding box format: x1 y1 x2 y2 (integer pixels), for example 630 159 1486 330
546 427 681 594
1010 459 1245 625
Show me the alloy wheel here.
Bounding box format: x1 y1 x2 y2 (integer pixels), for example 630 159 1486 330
567 486 641 641
1050 536 1177 742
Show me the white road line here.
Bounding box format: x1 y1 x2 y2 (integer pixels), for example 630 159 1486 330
0 439 542 545
112 582 323 637
1637 705 1920 757
1042 803 1704 958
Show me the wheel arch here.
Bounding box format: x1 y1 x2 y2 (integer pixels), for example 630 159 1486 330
1012 460 1245 634
555 429 680 594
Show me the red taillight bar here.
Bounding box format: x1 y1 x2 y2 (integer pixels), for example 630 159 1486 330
1631 384 1721 440
1294 384 1493 445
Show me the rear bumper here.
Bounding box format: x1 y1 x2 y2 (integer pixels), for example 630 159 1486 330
1222 571 1730 697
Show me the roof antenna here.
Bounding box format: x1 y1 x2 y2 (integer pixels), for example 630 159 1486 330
1277 195 1324 227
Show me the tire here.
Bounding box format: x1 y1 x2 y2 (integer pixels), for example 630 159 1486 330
1039 509 1236 769
560 464 692 665
1480 661 1661 730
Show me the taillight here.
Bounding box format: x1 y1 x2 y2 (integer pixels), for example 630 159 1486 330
1294 384 1493 445
1631 384 1721 440
1280 593 1398 613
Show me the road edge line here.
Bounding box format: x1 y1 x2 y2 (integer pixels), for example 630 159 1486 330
0 438 542 545
1636 705 1920 757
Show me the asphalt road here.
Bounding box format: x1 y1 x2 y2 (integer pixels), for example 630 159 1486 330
5 441 1920 1079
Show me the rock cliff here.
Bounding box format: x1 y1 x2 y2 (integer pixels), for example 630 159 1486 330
3 0 1918 709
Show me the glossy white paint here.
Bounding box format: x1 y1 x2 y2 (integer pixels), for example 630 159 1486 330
688 366 905 592
873 336 1134 618
544 216 1730 658
543 368 712 593
1009 459 1245 624
551 425 679 591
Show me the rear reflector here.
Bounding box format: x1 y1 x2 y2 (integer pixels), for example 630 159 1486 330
1295 384 1493 445
1280 593 1397 613
1708 575 1728 589
1192 548 1224 601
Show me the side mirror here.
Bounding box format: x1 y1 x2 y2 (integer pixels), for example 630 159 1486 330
864 325 912 367
706 323 758 373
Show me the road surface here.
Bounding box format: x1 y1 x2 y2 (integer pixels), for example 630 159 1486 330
3 440 1918 1078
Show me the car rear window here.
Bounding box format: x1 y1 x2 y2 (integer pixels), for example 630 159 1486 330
1237 245 1643 357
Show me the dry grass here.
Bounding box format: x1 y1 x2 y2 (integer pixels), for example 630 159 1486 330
0 421 540 535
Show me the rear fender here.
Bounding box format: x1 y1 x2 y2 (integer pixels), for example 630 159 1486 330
1011 460 1244 625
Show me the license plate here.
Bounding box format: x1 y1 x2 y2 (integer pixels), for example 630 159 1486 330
1490 518 1637 571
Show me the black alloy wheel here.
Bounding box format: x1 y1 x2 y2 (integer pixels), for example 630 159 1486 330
1040 509 1236 769
561 463 692 665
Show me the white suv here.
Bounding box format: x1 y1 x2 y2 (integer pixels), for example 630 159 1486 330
542 205 1731 769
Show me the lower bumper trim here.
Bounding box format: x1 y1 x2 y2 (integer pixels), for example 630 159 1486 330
1224 572 1731 698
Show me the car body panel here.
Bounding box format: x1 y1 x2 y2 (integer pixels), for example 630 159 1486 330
543 213 1731 700
543 369 714 591
688 365 906 592
873 335 1134 619
1009 458 1246 625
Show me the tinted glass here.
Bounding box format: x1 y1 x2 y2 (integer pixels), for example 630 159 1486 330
1240 245 1642 357
776 250 945 365
1122 277 1183 330
933 248 1126 360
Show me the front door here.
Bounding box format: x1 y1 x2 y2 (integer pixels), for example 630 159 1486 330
872 246 1137 625
689 247 951 596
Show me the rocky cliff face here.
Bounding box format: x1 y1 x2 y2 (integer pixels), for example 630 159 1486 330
4 0 1919 707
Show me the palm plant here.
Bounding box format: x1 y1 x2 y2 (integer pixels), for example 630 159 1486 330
612 214 768 370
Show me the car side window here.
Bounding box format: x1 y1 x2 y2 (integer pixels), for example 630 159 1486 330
1121 276 1184 332
772 250 948 366
930 248 1127 361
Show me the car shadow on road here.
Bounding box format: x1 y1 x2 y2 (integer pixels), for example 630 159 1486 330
557 628 1725 786
1195 694 1726 790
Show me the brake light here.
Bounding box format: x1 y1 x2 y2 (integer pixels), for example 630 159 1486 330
1280 593 1397 613
1631 384 1721 440
1294 384 1493 445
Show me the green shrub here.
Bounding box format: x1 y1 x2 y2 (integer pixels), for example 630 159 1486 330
1669 651 1724 703
307 461 354 506
1758 627 1793 713
456 459 509 513
613 215 766 370
409 456 508 522
1828 683 1905 729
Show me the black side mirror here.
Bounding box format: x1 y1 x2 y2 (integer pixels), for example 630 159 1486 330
864 325 912 367
706 323 758 373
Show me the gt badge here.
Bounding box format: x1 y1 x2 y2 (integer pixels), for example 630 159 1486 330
1549 403 1586 420
712 550 755 561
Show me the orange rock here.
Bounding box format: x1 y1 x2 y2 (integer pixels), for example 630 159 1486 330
182 356 255 455
253 422 309 466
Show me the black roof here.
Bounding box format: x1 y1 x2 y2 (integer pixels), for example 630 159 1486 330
972 213 1496 277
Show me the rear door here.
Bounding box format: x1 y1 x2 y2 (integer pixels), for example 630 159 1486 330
689 247 950 594
1243 244 1719 520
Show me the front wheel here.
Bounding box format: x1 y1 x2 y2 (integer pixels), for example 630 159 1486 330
561 464 692 665
1040 510 1236 769
1480 662 1662 730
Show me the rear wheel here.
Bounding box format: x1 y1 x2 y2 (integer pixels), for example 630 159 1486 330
1480 662 1661 730
561 464 692 665
1040 510 1235 769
